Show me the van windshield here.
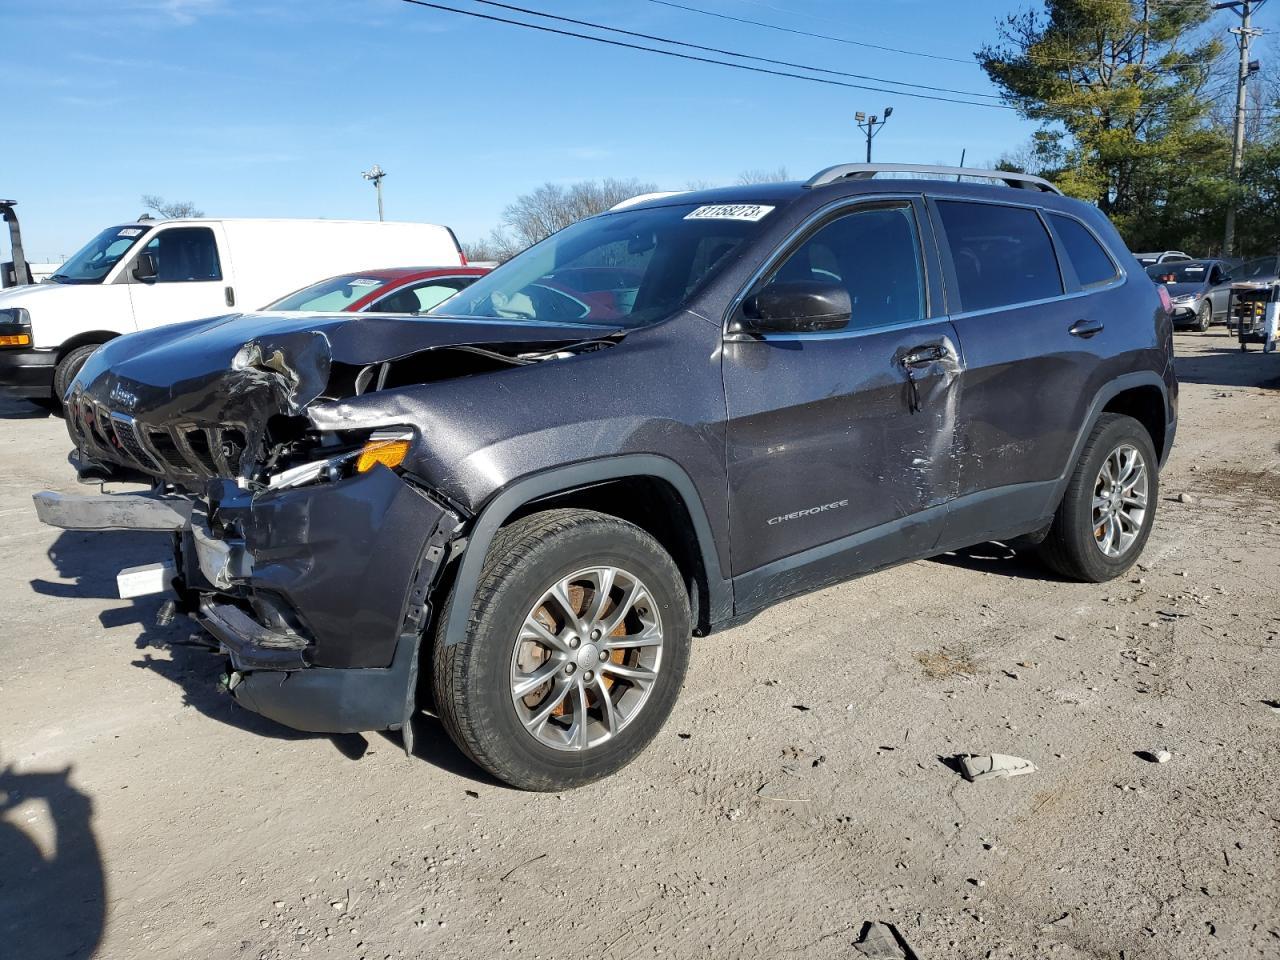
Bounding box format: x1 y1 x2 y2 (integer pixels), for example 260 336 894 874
431 202 769 328
48 225 152 284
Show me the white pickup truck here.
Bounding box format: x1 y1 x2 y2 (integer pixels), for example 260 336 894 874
0 217 466 402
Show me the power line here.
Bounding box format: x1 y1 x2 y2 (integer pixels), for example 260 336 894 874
396 0 1015 108
467 0 1003 99
646 0 1221 72
645 0 974 64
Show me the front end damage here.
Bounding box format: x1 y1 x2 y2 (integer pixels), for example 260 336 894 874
35 312 620 738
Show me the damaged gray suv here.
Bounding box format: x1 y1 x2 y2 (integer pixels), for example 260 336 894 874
36 164 1177 790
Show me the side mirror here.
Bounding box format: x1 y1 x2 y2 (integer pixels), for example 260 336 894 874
741 280 851 333
132 253 158 282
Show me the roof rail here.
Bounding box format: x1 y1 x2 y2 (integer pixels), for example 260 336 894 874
806 163 1062 195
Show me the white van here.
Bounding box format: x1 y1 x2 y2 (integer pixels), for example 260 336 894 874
0 218 465 401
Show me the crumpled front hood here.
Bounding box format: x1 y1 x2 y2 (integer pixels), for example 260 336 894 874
76 311 615 414
67 310 619 486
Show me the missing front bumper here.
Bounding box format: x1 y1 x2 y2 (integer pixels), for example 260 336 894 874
34 468 464 736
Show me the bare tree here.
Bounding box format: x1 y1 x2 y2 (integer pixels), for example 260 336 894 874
499 178 658 250
140 194 205 219
461 231 522 265
735 166 789 185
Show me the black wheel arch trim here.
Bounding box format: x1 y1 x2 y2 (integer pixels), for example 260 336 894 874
1052 371 1173 505
439 454 731 648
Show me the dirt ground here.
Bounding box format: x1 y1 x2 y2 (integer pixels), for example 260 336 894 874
1 332 1277 960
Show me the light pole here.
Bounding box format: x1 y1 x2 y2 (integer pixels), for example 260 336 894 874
855 107 893 163
362 164 386 221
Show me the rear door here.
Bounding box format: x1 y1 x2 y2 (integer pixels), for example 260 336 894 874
723 197 962 608
931 199 1120 543
125 225 233 329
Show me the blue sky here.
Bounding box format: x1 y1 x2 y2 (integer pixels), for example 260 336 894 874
5 0 1272 262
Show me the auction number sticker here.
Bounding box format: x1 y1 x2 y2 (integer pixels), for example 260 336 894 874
684 204 775 222
348 278 381 287
118 228 144 237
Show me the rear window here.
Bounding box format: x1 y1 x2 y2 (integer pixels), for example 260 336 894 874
1145 262 1208 284
1049 214 1118 287
936 201 1063 312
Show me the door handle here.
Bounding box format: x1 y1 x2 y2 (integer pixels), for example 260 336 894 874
900 343 948 367
1069 319 1104 338
225 286 236 307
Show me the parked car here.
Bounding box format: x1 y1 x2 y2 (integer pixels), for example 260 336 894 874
0 218 466 402
36 163 1176 790
1145 259 1233 331
265 266 490 314
1132 250 1192 266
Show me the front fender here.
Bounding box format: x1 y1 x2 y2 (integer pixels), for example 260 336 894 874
440 454 732 648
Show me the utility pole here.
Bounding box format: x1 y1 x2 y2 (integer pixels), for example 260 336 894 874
854 107 893 163
1215 0 1264 256
362 164 386 221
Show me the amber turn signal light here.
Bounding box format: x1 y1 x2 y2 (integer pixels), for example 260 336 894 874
0 333 31 347
356 438 411 473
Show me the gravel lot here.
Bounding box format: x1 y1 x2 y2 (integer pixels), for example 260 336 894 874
1 333 1277 960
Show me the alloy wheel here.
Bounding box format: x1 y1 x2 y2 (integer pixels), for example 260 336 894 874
1092 444 1149 558
509 566 663 751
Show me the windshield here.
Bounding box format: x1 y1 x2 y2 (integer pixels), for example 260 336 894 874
267 274 394 311
432 202 769 328
1237 256 1279 280
1146 262 1209 284
49 225 151 284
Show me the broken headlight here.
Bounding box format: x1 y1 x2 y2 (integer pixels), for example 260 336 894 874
267 428 414 491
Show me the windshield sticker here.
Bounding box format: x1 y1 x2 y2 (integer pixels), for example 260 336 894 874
1183 266 1205 273
685 204 775 222
117 228 144 237
348 278 381 287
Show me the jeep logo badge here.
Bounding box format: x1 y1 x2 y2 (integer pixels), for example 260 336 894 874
109 382 138 410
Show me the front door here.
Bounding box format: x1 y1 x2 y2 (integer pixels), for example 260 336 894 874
125 225 232 330
722 199 962 612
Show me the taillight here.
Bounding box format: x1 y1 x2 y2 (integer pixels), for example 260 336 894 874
1156 285 1172 314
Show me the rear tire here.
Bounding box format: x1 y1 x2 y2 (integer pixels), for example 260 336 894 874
52 344 102 404
1037 413 1159 582
432 508 691 790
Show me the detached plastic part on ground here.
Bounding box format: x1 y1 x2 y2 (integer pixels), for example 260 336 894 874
853 921 922 959
958 753 1037 782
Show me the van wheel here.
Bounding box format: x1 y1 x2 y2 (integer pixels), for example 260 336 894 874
1037 413 1159 582
432 508 691 790
52 344 102 403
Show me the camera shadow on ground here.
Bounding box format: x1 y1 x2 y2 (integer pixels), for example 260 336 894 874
0 762 105 960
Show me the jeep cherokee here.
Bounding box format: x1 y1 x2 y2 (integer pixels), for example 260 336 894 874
35 164 1177 790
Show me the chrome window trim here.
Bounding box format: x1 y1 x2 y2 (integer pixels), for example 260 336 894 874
722 193 933 342
928 193 1129 315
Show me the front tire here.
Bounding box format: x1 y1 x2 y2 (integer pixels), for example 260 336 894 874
1196 302 1211 332
432 508 691 790
1037 413 1159 582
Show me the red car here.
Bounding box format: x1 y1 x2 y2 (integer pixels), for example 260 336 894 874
265 266 490 314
